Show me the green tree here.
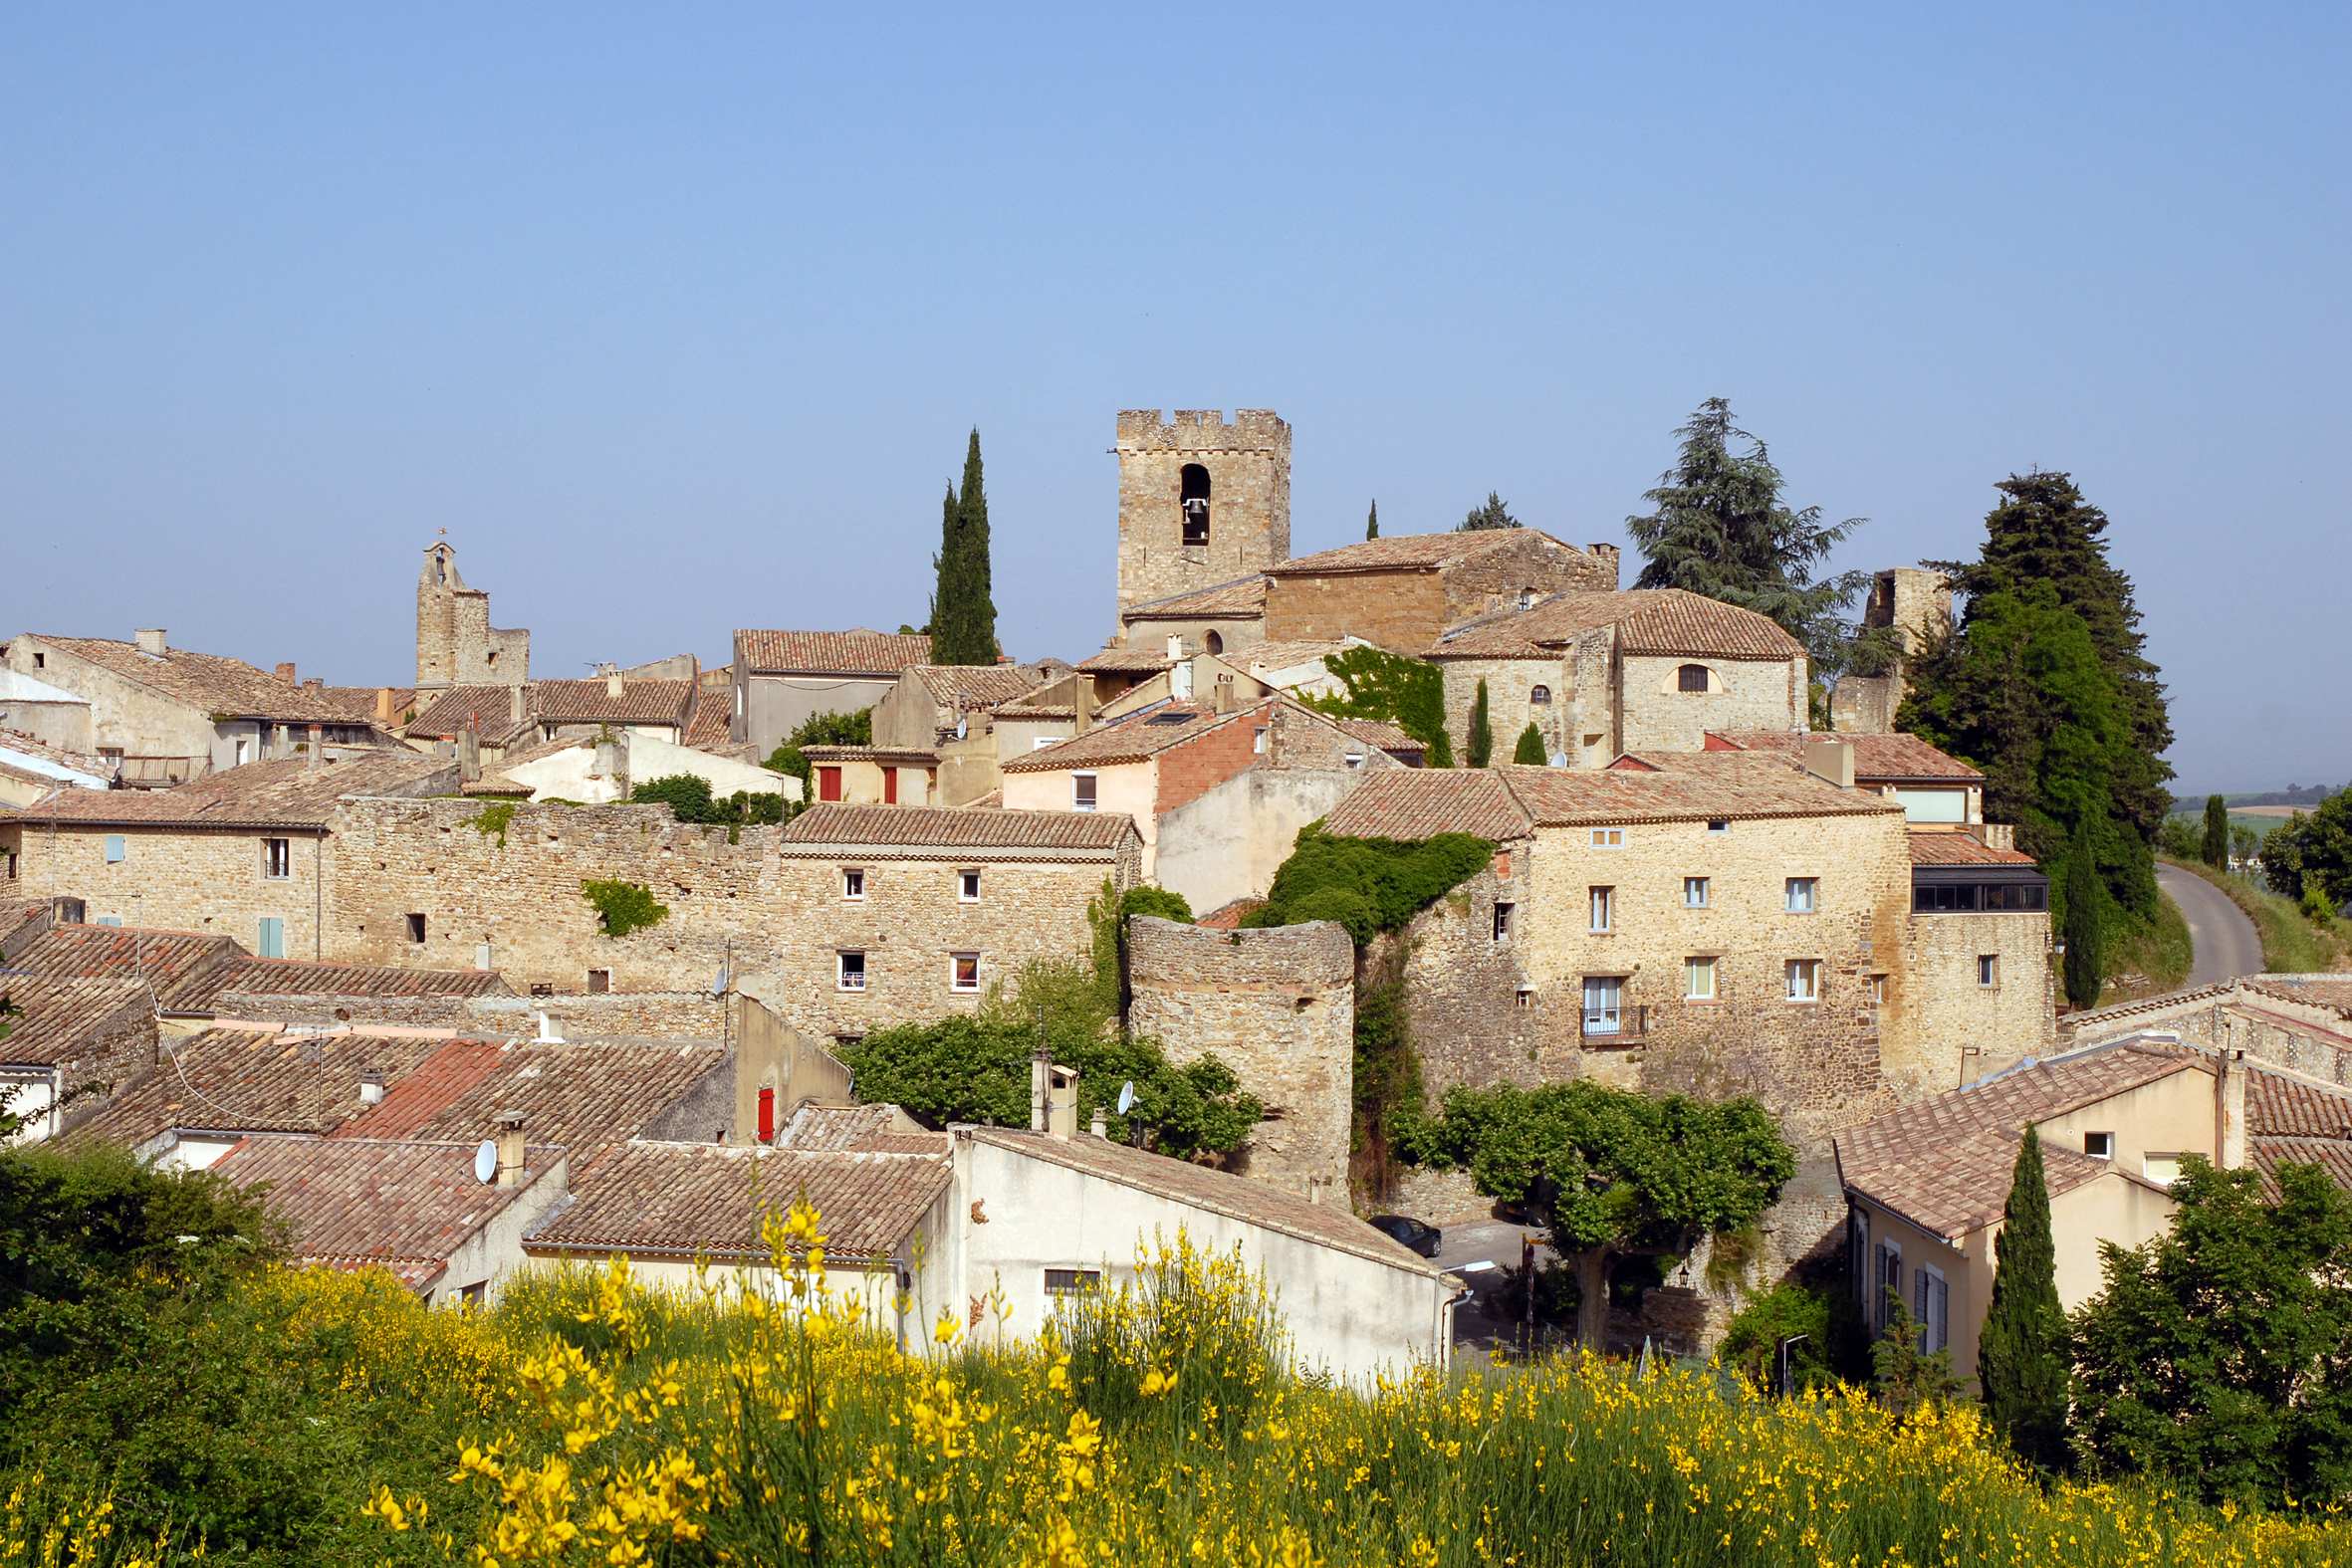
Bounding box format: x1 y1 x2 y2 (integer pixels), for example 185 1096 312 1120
2157 814 2202 860
1365 499 1379 541
928 428 998 665
1900 583 2155 924
1978 1126 2071 1470
1719 1280 1871 1394
1513 722 1547 766
1300 645 1454 767
1873 1296 1964 1419
1408 1081 1794 1349
1625 398 1881 679
2073 1158 2352 1504
1457 492 1520 532
2061 827 2106 1008
765 706 873 789
2261 791 2352 908
1242 826 1494 945
1466 679 1494 768
630 774 792 829
1924 472 2174 846
2202 794 2231 869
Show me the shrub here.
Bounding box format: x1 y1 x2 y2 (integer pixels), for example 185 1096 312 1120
1243 826 1494 942
1718 1280 1871 1394
1513 722 1547 766
580 878 667 938
764 706 872 787
629 774 792 830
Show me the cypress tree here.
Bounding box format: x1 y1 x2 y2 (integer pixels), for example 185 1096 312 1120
1366 500 1379 541
1467 680 1494 768
928 429 998 665
2062 825 2105 1008
2202 794 2231 869
1513 722 1547 766
1978 1126 2072 1470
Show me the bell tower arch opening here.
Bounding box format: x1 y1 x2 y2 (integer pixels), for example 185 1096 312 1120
1114 409 1291 615
1180 464 1212 547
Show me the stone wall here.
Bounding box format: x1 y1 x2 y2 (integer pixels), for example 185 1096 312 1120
2067 985 2352 1088
1116 410 1291 613
1264 570 1450 655
1618 653 1803 755
1126 916 1355 1195
415 545 528 691
19 821 334 960
1899 909 2056 1088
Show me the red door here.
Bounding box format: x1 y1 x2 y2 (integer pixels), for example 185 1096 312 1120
882 768 897 805
819 767 842 801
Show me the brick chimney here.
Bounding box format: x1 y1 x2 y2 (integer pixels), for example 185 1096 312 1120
134 629 166 656
494 1109 527 1188
276 661 298 685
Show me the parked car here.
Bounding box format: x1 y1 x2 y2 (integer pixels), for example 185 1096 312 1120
1366 1214 1441 1257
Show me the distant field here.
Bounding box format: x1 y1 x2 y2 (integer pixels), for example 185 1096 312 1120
2233 804 2305 819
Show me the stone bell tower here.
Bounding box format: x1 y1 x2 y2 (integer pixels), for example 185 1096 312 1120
415 540 530 693
1115 409 1291 613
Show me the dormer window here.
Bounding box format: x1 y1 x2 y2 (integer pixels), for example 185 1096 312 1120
1678 664 1712 693
1180 464 1211 547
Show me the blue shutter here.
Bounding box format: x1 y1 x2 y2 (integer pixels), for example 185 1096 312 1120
104 835 125 863
257 918 284 960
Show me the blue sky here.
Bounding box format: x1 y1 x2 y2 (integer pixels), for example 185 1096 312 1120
3 5 2343 792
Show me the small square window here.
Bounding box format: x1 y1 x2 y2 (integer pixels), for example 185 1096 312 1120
1591 828 1623 848
1707 819 1729 835
1516 987 1534 1010
1978 954 1999 988
1867 974 1887 1006
104 834 125 864
951 953 981 992
1786 959 1819 1002
1684 957 1716 1000
1494 902 1515 940
1045 1268 1100 1298
1683 876 1709 908
842 868 865 900
837 952 866 992
2084 1131 2113 1160
1072 774 1097 811
588 968 611 994
1588 886 1613 933
1785 877 1816 914
262 837 291 879
959 870 981 902
1344 752 1364 770
1254 728 1268 754
405 912 426 944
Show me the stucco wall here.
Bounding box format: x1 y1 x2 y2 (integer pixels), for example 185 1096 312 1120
425 1151 570 1304
740 673 896 762
1154 768 1366 916
4 639 214 774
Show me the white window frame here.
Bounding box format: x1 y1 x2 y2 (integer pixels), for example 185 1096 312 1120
837 951 867 992
262 837 292 880
842 867 866 901
1590 827 1623 848
1684 956 1716 1001
1785 877 1816 914
1253 727 1268 755
1581 976 1622 1034
2084 1131 2113 1160
958 869 981 902
1785 959 1819 1002
1343 752 1364 770
1588 886 1614 933
950 952 981 992
1072 773 1097 811
1683 876 1709 908
1493 901 1514 941
1707 819 1730 835
1977 954 1999 988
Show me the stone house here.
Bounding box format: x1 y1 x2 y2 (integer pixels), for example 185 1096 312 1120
402 675 701 763
1424 589 1808 767
1711 730 1984 824
872 663 1058 750
483 729 797 807
1000 693 1403 912
729 630 934 760
2062 975 2352 1090
1116 575 1271 660
1262 531 1621 655
0 728 112 807
1115 410 1292 617
1835 1034 2352 1392
3 630 404 786
798 746 944 806
5 752 460 960
0 668 96 753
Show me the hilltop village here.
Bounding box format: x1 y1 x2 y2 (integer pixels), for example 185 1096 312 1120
5 407 2346 1383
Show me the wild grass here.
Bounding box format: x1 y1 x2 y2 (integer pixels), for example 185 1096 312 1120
2100 888 2195 1006
8 1206 2347 1567
2161 856 2348 975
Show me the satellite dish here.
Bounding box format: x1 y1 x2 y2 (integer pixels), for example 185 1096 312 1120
1116 1080 1136 1116
474 1140 498 1185
711 966 729 998
1548 752 1569 768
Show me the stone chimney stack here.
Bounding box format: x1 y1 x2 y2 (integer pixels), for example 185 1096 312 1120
510 685 527 725
456 728 480 783
307 724 325 769
135 629 166 656
1047 1063 1080 1140
277 662 298 685
358 1067 385 1106
374 687 395 725
495 1110 527 1188
605 669 624 700
1090 1103 1108 1138
2215 1048 2247 1169
1213 676 1235 715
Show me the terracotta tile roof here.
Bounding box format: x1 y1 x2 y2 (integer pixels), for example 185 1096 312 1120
17 635 370 724
905 664 1052 711
2241 977 2352 1013
685 688 734 749
403 685 532 744
781 802 1139 857
1121 577 1270 619
735 630 933 675
1329 717 1422 755
212 1135 561 1288
0 976 150 1065
183 956 512 1008
964 1127 1447 1276
0 726 114 786
1429 590 1800 661
2252 1137 2352 1199
798 746 940 765
333 1038 726 1161
0 898 51 951
1003 700 1273 774
1235 640 1353 676
1267 530 1579 577
775 1102 950 1154
308 686 417 726
1196 897 1264 930
61 1025 455 1146
1907 830 2040 867
1835 1040 2205 1237
2248 1068 2352 1139
1713 731 1983 782
25 752 459 828
531 1141 951 1264
7 923 246 1008
531 678 697 727
1076 647 1177 674
1320 760 1899 840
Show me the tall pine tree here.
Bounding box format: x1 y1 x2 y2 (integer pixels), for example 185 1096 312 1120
1366 500 1379 540
1513 722 1548 766
2202 794 2230 869
1467 680 1494 768
1978 1126 2072 1470
928 429 998 665
2062 824 2106 1008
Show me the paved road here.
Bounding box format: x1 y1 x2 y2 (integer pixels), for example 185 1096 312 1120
1430 1216 1557 1351
2158 863 2264 986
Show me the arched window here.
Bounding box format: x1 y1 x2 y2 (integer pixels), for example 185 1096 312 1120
1204 629 1224 655
1677 664 1712 693
1180 464 1211 547
1529 685 1551 705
